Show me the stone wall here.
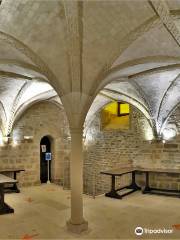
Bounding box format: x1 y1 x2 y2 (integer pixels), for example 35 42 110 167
83 107 147 196
83 106 180 196
0 100 179 196
135 143 180 190
134 138 180 190
134 106 180 190
0 101 71 188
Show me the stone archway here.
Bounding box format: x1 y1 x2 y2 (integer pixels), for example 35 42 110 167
40 136 52 183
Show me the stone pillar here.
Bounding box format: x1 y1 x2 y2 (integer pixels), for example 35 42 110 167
67 127 88 233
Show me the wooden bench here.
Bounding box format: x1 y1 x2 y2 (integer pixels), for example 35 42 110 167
0 174 17 214
101 167 180 199
0 169 25 193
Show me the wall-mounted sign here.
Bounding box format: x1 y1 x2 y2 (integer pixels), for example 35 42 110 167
41 145 46 152
45 152 51 161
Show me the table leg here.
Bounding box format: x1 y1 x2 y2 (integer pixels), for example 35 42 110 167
105 175 122 199
4 172 20 193
142 172 151 193
128 171 141 190
0 184 5 208
0 184 14 214
111 175 115 191
12 172 20 193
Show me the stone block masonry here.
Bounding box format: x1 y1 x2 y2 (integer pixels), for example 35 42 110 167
0 101 179 196
83 106 180 196
0 102 71 188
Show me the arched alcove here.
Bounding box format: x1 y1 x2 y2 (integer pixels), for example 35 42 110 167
40 135 52 183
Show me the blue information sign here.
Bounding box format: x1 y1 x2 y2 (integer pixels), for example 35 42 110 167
45 152 51 161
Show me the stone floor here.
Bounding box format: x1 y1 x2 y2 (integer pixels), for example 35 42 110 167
0 184 180 240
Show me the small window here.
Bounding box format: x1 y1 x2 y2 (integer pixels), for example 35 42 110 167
101 101 130 130
117 102 130 116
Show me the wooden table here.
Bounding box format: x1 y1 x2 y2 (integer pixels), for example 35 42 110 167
101 167 180 199
0 174 17 214
100 168 140 199
136 168 180 197
0 169 25 193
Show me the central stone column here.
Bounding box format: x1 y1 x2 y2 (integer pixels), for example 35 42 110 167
67 127 88 233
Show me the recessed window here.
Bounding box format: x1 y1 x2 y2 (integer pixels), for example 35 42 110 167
117 102 130 116
101 101 130 130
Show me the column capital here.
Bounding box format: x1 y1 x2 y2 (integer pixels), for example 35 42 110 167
70 127 83 134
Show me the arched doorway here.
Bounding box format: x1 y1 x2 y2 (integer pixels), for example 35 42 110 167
40 136 51 183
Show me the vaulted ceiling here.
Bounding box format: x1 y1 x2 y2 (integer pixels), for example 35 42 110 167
86 0 180 139
0 0 179 139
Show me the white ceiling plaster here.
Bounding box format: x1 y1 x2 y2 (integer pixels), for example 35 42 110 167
133 70 180 119
104 81 147 107
17 82 53 108
166 0 180 10
0 0 179 137
113 23 180 67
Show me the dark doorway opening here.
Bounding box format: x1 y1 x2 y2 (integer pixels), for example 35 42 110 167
40 136 51 183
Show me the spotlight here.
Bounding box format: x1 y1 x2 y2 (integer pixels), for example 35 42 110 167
3 135 11 144
24 136 33 140
162 128 177 140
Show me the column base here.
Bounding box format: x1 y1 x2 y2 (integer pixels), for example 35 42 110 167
66 219 88 233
